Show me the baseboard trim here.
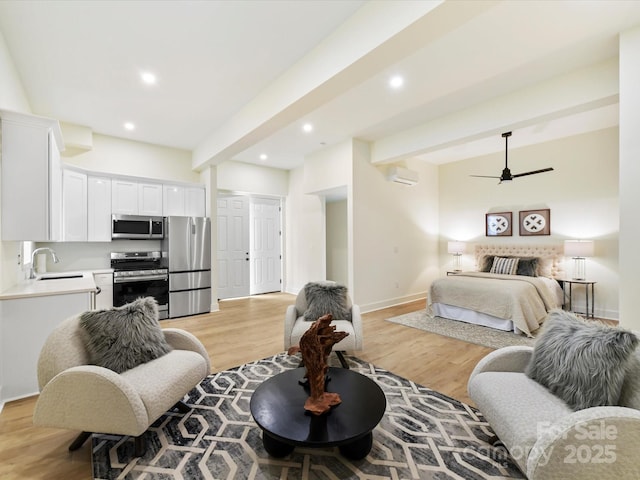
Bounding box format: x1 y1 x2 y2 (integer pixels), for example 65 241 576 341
360 292 427 314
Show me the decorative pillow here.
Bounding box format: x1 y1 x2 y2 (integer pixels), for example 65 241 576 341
490 256 519 275
481 255 538 276
525 309 638 410
303 282 351 322
79 297 172 373
514 257 539 277
479 255 495 272
618 348 640 409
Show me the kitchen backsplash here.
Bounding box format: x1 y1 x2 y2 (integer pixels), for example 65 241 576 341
35 240 161 273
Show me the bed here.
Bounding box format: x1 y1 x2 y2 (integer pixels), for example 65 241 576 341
428 244 565 337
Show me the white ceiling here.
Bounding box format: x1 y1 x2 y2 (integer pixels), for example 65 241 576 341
1 0 639 172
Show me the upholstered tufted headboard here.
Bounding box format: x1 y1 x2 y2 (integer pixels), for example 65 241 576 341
474 244 564 278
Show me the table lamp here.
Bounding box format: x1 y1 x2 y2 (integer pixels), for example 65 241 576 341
564 240 594 280
447 241 465 271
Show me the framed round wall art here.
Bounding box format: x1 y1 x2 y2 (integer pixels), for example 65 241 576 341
519 209 550 236
485 212 512 236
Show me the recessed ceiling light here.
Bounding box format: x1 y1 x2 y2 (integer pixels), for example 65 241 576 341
124 122 135 131
389 75 404 89
302 123 313 133
259 153 268 161
141 71 157 85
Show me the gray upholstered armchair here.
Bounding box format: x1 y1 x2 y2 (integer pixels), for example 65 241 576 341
32 314 210 457
284 281 363 368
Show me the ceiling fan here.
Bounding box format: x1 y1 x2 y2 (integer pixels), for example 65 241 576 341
471 131 554 183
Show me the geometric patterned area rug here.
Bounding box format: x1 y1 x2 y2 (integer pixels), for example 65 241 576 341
92 353 524 479
386 310 536 349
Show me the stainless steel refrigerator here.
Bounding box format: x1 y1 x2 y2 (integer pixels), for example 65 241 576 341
162 216 211 318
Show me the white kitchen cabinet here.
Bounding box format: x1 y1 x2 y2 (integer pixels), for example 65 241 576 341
185 187 206 217
1 111 64 241
112 179 138 215
0 291 92 402
163 184 186 216
163 184 205 217
93 272 113 309
88 175 112 241
138 182 163 216
62 168 88 241
112 180 162 216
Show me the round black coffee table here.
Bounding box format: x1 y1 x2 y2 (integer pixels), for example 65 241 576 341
250 366 386 460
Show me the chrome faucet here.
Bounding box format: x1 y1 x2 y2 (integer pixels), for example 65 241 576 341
29 247 60 279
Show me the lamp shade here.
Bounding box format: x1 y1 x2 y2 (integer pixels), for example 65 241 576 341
447 241 465 255
564 240 594 258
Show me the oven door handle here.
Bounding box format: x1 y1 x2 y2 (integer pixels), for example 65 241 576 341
114 274 168 283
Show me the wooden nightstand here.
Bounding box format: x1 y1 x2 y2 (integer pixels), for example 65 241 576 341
556 278 596 319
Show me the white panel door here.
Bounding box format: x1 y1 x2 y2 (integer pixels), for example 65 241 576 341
217 195 250 300
250 198 282 294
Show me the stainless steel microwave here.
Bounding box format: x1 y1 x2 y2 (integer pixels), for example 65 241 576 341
111 214 164 239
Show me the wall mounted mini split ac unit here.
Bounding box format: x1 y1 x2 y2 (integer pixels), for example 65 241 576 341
387 166 419 186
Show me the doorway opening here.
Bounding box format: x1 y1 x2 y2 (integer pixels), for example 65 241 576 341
217 194 282 300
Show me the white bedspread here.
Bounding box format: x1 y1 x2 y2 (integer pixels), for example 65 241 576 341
429 272 560 337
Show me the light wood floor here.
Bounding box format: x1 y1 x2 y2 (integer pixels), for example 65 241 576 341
0 293 493 479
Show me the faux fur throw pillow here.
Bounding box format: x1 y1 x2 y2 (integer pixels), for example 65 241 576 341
514 257 539 277
303 282 351 322
79 297 172 373
525 309 638 410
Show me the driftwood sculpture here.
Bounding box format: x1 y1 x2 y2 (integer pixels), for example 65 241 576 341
288 314 349 415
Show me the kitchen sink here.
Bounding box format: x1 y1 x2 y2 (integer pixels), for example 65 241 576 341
37 273 84 281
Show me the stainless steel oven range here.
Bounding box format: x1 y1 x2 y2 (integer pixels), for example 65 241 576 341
110 251 169 319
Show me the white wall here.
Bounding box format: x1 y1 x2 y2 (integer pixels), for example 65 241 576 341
0 28 32 408
0 28 32 294
39 239 160 273
284 140 353 294
326 199 348 286
63 133 198 184
303 140 352 195
284 166 326 294
619 27 640 330
217 160 288 196
439 127 619 319
352 141 440 311
0 32 30 112
285 138 439 310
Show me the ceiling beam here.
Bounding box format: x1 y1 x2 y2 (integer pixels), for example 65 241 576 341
191 0 500 171
370 58 620 164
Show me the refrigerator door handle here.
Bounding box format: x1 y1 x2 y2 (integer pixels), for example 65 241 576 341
187 217 192 270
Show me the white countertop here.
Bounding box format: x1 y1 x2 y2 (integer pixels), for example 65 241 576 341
0 271 98 300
